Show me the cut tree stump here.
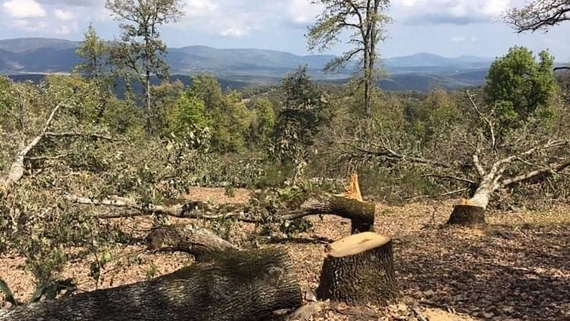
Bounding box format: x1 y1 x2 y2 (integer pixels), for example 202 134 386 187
0 248 302 321
316 232 398 306
446 204 486 227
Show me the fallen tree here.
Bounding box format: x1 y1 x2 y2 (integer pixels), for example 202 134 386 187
0 100 114 194
66 173 376 234
0 248 303 321
342 89 570 227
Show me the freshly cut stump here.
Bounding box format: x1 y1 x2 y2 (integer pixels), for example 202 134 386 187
316 232 398 306
446 204 486 227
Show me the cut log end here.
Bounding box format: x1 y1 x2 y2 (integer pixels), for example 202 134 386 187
326 232 391 258
316 233 398 306
446 204 487 227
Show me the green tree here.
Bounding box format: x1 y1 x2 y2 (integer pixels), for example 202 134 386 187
249 98 276 147
307 0 392 116
74 24 111 79
105 0 183 132
273 66 329 178
74 24 117 123
188 74 249 152
484 46 558 133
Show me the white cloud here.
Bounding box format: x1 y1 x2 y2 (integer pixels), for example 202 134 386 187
3 0 47 18
54 9 74 21
182 0 218 17
221 27 248 37
393 0 516 25
451 36 466 42
287 0 322 24
10 19 48 31
55 21 79 35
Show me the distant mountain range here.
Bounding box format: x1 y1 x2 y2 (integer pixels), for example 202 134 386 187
0 37 522 91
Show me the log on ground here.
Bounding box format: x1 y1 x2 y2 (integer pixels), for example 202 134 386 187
446 204 486 227
316 232 398 306
0 248 302 321
285 196 375 234
145 224 240 260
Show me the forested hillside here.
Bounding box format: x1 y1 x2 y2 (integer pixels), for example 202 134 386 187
0 0 569 321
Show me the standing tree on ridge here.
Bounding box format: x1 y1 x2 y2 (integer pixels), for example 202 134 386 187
307 0 392 116
105 0 183 133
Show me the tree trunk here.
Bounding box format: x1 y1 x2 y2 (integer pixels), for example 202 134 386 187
0 248 302 321
446 181 490 227
316 232 398 306
144 225 241 259
446 204 486 227
284 196 375 234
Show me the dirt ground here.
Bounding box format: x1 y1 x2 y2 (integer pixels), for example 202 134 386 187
1 187 569 321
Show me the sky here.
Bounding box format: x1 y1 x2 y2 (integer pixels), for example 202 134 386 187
1 0 570 61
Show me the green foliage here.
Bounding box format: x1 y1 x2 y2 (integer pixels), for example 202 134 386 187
105 0 184 132
485 46 558 134
249 98 276 147
272 66 330 178
74 24 112 78
412 86 461 144
187 74 250 152
166 91 209 137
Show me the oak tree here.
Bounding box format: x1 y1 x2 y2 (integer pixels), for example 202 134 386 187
307 0 391 116
105 0 184 133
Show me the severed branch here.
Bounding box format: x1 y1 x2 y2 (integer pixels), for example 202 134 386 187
44 132 116 141
502 159 570 187
1 102 64 191
67 193 375 231
466 90 496 151
145 224 240 260
348 143 450 168
0 102 117 192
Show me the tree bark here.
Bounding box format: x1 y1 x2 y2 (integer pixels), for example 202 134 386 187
316 232 398 306
0 248 302 321
284 196 375 234
145 225 240 260
446 204 486 227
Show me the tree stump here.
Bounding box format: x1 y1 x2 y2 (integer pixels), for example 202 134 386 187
316 232 398 306
446 204 486 227
0 248 302 321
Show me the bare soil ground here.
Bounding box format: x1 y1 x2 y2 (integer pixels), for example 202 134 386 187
1 187 569 321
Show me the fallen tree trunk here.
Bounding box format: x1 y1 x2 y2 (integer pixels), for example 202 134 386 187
67 194 374 229
0 248 302 321
145 225 240 259
316 232 398 306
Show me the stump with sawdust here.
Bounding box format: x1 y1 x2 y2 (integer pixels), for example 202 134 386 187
316 232 398 306
446 204 486 226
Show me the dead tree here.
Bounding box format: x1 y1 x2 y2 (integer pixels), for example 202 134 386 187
343 90 570 227
316 231 398 305
0 248 302 321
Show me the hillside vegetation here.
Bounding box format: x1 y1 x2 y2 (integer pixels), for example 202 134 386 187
0 1 569 320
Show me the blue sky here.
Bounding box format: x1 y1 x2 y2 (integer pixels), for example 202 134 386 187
1 0 570 61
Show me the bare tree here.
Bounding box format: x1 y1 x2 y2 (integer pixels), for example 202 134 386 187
504 0 570 33
307 0 392 116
